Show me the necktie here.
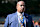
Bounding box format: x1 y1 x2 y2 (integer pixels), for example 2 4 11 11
20 16 26 27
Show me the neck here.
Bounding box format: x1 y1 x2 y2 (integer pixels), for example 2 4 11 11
20 12 23 14
17 11 23 14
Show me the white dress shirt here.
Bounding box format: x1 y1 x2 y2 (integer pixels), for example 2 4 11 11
17 11 24 23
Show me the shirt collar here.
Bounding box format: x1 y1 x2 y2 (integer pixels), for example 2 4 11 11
17 11 24 16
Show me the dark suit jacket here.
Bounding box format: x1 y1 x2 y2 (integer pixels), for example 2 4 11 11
24 13 34 27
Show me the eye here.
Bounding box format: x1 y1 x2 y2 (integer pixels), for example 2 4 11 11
20 5 25 7
23 5 25 6
20 5 22 6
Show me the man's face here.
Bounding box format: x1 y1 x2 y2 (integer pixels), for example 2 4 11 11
16 1 25 13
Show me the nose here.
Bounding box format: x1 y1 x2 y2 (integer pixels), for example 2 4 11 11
22 6 24 8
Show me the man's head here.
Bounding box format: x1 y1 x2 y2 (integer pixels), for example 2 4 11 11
16 1 25 13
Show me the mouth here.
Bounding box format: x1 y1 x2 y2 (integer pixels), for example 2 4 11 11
21 8 24 10
20 9 24 12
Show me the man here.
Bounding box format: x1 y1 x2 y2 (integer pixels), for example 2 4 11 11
4 1 34 27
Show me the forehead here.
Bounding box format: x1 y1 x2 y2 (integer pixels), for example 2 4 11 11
17 1 25 5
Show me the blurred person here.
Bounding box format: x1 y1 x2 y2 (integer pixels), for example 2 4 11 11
32 20 34 24
32 20 35 26
4 1 34 27
34 21 39 27
39 22 40 27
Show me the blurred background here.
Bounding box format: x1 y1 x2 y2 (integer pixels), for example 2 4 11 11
0 0 40 27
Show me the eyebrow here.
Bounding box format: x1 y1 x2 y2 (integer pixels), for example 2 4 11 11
20 5 25 6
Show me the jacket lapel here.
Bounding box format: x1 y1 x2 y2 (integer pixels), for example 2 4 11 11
24 13 29 27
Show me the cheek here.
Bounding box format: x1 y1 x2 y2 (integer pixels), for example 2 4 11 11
18 6 21 10
19 6 22 9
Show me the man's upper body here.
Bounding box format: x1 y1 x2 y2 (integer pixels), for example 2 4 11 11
4 11 34 27
4 1 34 27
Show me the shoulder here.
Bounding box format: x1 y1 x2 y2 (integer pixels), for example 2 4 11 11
7 12 16 18
6 12 16 21
8 12 16 16
24 13 32 20
24 13 32 18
